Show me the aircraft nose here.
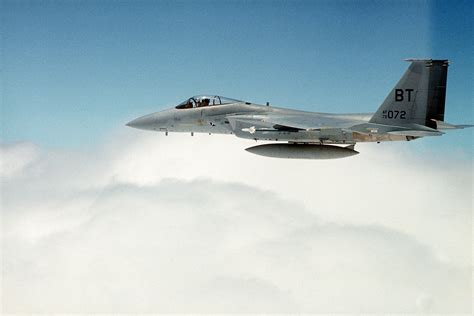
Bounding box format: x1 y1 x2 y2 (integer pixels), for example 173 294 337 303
126 113 156 130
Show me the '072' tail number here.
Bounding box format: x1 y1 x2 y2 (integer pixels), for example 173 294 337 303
382 110 407 119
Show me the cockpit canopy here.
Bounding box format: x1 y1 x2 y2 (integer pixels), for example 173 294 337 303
175 95 243 109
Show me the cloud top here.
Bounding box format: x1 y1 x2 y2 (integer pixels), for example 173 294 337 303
1 133 472 313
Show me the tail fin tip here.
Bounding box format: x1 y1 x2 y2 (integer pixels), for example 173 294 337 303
404 58 449 65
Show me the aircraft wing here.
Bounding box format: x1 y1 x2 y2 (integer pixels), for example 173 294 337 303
226 114 355 131
350 123 445 137
387 129 443 137
227 114 454 139
267 115 357 130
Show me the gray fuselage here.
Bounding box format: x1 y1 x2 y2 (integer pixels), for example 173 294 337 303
127 101 410 144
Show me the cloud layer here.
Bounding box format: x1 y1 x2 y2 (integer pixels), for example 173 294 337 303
1 132 472 313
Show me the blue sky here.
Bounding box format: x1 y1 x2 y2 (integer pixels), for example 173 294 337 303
2 0 472 152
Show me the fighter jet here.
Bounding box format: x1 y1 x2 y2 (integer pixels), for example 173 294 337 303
127 59 472 159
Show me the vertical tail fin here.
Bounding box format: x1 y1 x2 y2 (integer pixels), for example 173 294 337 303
370 59 448 128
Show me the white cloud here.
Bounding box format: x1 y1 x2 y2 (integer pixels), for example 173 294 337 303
0 142 40 179
1 132 472 313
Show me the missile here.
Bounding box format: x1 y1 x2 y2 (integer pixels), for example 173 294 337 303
245 143 359 159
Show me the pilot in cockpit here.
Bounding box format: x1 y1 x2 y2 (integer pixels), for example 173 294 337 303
184 99 193 109
197 98 210 107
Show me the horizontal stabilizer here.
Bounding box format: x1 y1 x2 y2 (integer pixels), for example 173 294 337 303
432 120 474 130
385 124 443 136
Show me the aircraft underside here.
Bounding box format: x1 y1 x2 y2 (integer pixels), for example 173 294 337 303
159 115 417 145
229 127 416 144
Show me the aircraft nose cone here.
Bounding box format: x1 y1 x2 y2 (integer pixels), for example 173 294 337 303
126 113 156 130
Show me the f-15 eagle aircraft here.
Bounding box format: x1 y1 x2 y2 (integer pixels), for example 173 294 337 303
127 59 472 159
